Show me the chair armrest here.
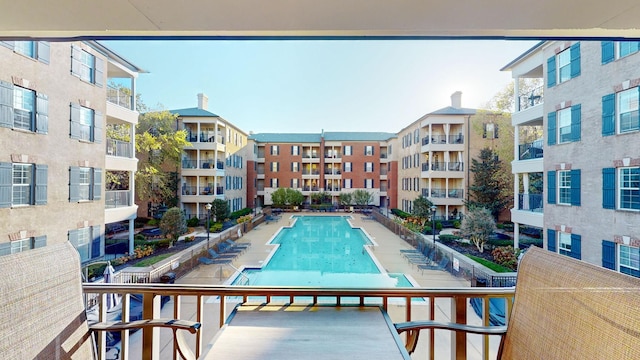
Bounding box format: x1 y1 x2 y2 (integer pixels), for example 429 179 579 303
90 319 201 360
395 321 507 354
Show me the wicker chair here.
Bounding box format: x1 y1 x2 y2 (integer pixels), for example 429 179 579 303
395 246 640 359
0 242 200 359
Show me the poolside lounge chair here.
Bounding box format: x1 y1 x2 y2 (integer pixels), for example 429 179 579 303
225 239 250 251
208 248 237 260
0 242 200 360
416 256 450 274
395 246 640 359
198 256 232 265
217 242 243 255
265 214 282 223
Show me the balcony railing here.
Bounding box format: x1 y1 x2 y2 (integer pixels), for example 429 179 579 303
518 141 544 160
106 138 132 158
84 284 514 359
105 190 131 208
107 85 132 110
324 152 342 158
517 86 544 112
380 168 388 175
518 193 543 212
302 169 320 175
422 188 464 199
422 162 463 171
448 134 464 144
324 169 341 175
302 152 319 159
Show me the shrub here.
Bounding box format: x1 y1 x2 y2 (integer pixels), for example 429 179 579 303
147 219 159 226
237 214 253 224
230 208 253 219
133 245 154 259
135 217 151 228
491 246 520 270
438 234 462 244
134 234 146 241
184 235 195 242
186 217 200 227
156 239 172 249
391 208 411 219
210 222 223 232
452 220 461 229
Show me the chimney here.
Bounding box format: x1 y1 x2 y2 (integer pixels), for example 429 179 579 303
197 93 208 110
451 91 462 109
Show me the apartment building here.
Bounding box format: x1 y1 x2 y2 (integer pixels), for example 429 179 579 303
0 40 143 263
247 132 397 209
172 94 248 220
505 41 640 275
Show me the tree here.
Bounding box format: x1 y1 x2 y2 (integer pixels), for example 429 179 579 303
411 195 434 227
482 78 543 113
135 107 190 215
159 207 187 246
460 206 496 253
210 199 230 223
310 191 331 204
271 188 304 207
352 189 373 207
466 148 511 220
338 193 352 209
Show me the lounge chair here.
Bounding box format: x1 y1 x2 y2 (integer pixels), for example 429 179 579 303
0 242 200 360
395 246 640 358
217 242 243 255
265 214 282 223
225 239 250 251
198 256 232 265
208 248 237 260
416 256 449 274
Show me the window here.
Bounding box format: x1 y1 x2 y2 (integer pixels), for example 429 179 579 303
547 169 580 206
344 146 352 156
291 178 299 188
69 167 101 202
0 82 48 133
365 162 373 172
558 170 571 205
270 162 279 172
547 229 581 259
620 167 640 210
271 145 279 155
558 231 572 255
548 105 581 145
365 146 374 156
414 129 419 143
291 162 299 172
483 123 499 139
344 179 352 189
0 236 46 257
71 45 104 86
0 41 50 63
344 162 352 172
547 43 580 87
291 145 299 155
68 226 99 263
365 179 373 188
70 104 102 143
0 162 47 208
620 245 640 276
618 88 639 133
271 178 278 188
602 41 640 63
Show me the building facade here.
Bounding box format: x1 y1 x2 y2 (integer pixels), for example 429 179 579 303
0 40 143 263
505 40 640 275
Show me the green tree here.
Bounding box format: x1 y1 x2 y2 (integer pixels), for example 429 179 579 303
483 78 543 113
159 207 187 246
135 108 190 213
271 188 304 207
411 195 434 227
210 199 230 223
352 189 373 207
460 206 496 253
310 191 331 204
466 148 511 220
287 188 305 206
338 193 352 209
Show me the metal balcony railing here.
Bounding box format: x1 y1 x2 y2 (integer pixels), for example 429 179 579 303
106 85 132 110
517 86 544 112
518 193 544 212
324 169 342 175
422 188 464 199
448 134 464 144
105 190 131 208
106 138 132 158
518 141 544 160
302 169 320 175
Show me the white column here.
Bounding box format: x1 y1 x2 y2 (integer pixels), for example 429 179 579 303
522 173 530 210
513 76 520 112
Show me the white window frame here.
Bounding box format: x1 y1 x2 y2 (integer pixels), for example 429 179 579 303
619 244 640 273
271 178 278 188
76 227 91 262
292 162 299 172
13 86 35 131
344 179 352 189
76 50 95 83
617 87 639 133
14 41 35 58
558 170 571 205
11 237 33 254
271 145 279 155
365 146 373 156
12 163 33 206
617 41 640 59
344 162 352 172
78 167 91 201
291 178 299 188
557 107 572 143
365 179 374 189
292 145 299 156
558 231 571 254
344 146 352 156
557 48 571 84
618 166 640 211
365 162 373 172
271 162 279 172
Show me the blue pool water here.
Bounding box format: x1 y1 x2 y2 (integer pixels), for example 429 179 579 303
233 216 413 288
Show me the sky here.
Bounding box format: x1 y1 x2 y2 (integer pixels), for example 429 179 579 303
102 40 538 134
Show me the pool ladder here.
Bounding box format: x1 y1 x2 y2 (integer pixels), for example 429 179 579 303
228 263 250 285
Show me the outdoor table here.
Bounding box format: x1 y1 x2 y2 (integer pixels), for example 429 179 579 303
201 304 411 360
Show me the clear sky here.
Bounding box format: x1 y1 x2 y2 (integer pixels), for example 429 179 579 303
101 40 538 134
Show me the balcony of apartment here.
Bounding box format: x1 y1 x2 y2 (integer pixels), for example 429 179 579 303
302 168 321 179
324 149 342 163
181 159 225 176
513 140 544 174
380 167 388 180
325 184 342 192
380 151 389 163
302 149 321 163
256 147 265 162
511 192 544 228
302 185 320 192
256 166 265 179
423 188 464 205
181 185 225 199
324 166 342 179
421 134 464 153
184 128 226 152
421 162 464 178
105 138 137 172
106 84 139 125
513 87 544 126
104 189 137 223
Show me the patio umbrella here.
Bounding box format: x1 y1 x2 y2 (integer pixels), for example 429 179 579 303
103 261 120 310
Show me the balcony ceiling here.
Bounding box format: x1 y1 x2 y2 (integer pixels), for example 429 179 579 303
1 0 640 40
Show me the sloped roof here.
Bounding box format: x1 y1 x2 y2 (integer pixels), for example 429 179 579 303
169 107 219 117
249 132 396 143
248 133 322 143
428 106 477 115
323 132 396 141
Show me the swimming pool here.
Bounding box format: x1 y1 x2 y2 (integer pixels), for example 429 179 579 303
231 216 414 288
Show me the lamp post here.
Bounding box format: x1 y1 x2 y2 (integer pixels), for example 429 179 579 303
205 203 212 249
431 205 437 244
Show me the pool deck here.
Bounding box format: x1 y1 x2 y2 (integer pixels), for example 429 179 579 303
123 213 499 359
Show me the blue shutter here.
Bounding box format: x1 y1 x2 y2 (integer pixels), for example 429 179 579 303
37 41 50 64
547 56 556 87
69 103 81 139
0 41 14 49
571 104 581 142
34 235 47 249
0 242 10 256
602 240 616 270
91 226 101 258
547 229 557 252
547 111 557 145
35 93 48 134
0 80 13 128
93 110 103 143
570 43 581 78
92 168 102 200
570 169 581 206
601 41 615 64
602 93 616 136
35 164 47 205
570 234 581 260
70 45 81 77
94 56 104 87
0 162 12 208
602 168 616 209
547 171 557 205
69 167 80 202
